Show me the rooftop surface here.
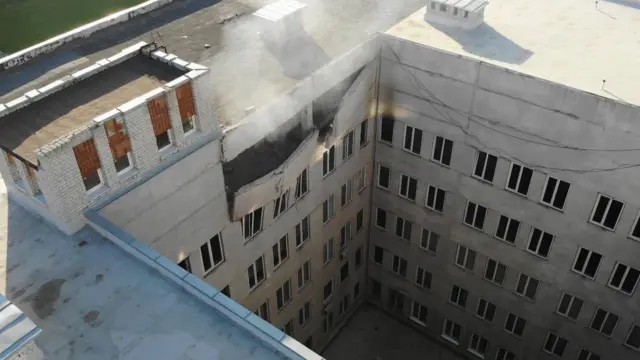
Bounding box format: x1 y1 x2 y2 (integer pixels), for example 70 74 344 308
0 0 426 127
322 304 464 360
387 0 640 106
0 55 183 164
0 178 286 360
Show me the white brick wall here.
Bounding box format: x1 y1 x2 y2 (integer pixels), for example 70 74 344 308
0 150 17 185
166 88 186 149
92 124 118 186
191 70 221 137
121 103 160 171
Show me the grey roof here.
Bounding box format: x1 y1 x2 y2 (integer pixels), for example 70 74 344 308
0 181 286 360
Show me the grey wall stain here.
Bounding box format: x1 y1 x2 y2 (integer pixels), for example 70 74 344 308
30 278 65 319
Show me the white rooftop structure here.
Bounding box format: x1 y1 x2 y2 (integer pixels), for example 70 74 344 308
253 0 307 22
426 0 489 29
435 0 489 12
390 0 640 105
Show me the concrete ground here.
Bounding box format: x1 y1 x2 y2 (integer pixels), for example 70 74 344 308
322 303 465 360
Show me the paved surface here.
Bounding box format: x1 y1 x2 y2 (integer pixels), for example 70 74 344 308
322 304 464 360
0 177 286 360
0 0 426 126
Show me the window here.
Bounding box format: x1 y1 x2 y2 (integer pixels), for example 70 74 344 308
373 246 384 265
377 164 390 189
392 255 408 277
148 95 173 149
339 294 350 316
505 313 526 337
439 3 447 12
242 207 263 240
410 301 428 326
432 136 453 166
323 238 335 265
589 308 619 337
403 125 423 155
556 293 583 321
297 261 311 290
273 191 289 219
577 350 601 360
376 208 388 229
201 234 224 273
294 168 308 200
295 216 311 248
442 319 462 344
630 213 640 240
354 282 360 298
298 301 311 326
543 333 568 358
370 278 382 299
625 325 640 351
515 273 539 301
322 145 336 176
283 319 294 336
356 209 364 233
221 285 231 297
496 348 516 360
178 257 192 273
572 248 602 279
380 116 394 143
355 246 363 269
272 235 289 268
590 194 624 230
354 167 366 192
468 333 488 359
425 185 445 212
420 229 439 253
476 299 496 322
341 179 353 207
541 176 570 210
449 285 468 308
399 174 418 201
340 262 349 283
256 301 270 322
464 10 469 18
322 195 335 223
506 163 533 196
176 82 197 133
340 221 352 248
342 130 355 160
388 288 405 311
395 216 412 241
455 245 476 271
473 150 497 183
526 228 554 259
484 259 507 286
323 278 333 303
453 7 458 16
608 262 640 295
247 256 266 290
360 119 368 146
495 215 520 244
104 118 133 173
276 279 292 310
464 201 487 230
73 139 103 191
323 311 334 334
415 267 432 290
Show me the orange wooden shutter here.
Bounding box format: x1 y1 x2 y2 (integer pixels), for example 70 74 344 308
176 83 196 123
6 153 14 165
73 139 101 178
104 119 131 160
147 95 172 136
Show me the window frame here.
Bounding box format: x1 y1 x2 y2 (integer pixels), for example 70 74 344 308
298 301 311 327
589 307 619 338
476 298 496 323
571 247 602 279
376 208 388 230
391 254 408 278
247 256 266 291
360 119 369 147
354 166 367 193
341 178 353 207
455 245 476 272
340 262 349 284
398 173 418 202
431 135 453 167
273 190 289 219
380 116 395 144
425 185 445 213
340 220 352 248
464 201 487 231
373 245 384 265
294 168 309 200
540 175 570 211
526 227 554 259
410 301 428 326
494 215 520 245
402 125 423 155
442 318 462 345
342 130 355 160
295 216 311 248
607 262 640 295
377 164 391 190
484 258 506 287
473 150 497 184
323 277 333 304
589 194 625 231
467 333 488 359
322 145 336 177
322 195 335 224
504 313 526 338
201 233 225 274
449 284 468 308
505 162 534 197
542 332 568 359
242 207 264 241
419 229 439 254
297 260 311 290
555 292 583 321
276 279 292 311
415 266 432 290
395 215 412 242
323 237 335 265
515 273 539 301
495 348 516 360
272 235 289 269
624 324 640 351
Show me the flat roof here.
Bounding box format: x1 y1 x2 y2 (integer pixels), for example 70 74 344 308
387 0 640 106
0 55 183 164
0 181 285 360
0 0 427 128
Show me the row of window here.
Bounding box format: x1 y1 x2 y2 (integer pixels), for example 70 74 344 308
322 119 369 177
380 116 640 237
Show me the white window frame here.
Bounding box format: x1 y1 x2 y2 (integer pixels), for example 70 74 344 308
395 215 412 242
379 116 394 144
376 208 387 230
356 209 364 233
377 164 391 189
577 349 600 360
464 201 486 230
247 256 266 291
373 245 384 265
354 166 366 193
201 233 225 274
526 228 554 259
467 333 488 359
322 145 336 177
403 125 423 155
419 229 438 254
342 130 355 160
295 216 311 248
392 254 407 277
323 311 334 334
494 215 519 244
571 247 602 279
455 245 476 272
589 308 619 338
442 319 462 345
256 300 270 322
294 168 309 200
242 207 264 241
298 301 311 327
589 194 625 231
624 324 640 351
542 332 568 358
629 211 640 241
556 292 583 321
431 135 453 167
607 262 640 295
540 175 570 211
410 301 428 326
415 266 431 290
340 220 352 248
425 185 445 213
476 298 495 323
398 174 418 202
515 273 539 301
360 119 369 147
484 259 506 286
297 260 311 290
495 348 516 360
323 277 333 304
273 190 289 219
272 235 289 269
449 285 468 308
473 150 497 183
276 279 292 311
341 178 353 207
322 195 335 224
323 238 335 265
505 162 533 196
504 313 526 338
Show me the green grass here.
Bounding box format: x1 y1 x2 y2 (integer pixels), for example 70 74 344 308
0 0 149 53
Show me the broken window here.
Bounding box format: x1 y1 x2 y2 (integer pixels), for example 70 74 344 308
147 95 173 149
104 119 132 173
73 138 103 191
176 82 197 133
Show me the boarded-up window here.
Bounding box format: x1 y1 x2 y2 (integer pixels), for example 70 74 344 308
104 119 132 172
73 139 102 190
147 95 172 136
176 83 196 133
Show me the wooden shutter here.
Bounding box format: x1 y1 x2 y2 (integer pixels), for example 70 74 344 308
176 83 196 123
104 119 131 160
5 153 14 165
147 95 172 136
73 139 101 178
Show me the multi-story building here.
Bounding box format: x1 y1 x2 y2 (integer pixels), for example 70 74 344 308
1 0 640 359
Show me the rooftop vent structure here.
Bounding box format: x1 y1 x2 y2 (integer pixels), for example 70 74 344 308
253 0 307 38
425 0 489 29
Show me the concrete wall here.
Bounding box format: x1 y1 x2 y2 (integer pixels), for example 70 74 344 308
367 34 640 360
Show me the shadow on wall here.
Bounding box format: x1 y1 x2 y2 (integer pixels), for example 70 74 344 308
604 0 640 10
428 21 534 65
